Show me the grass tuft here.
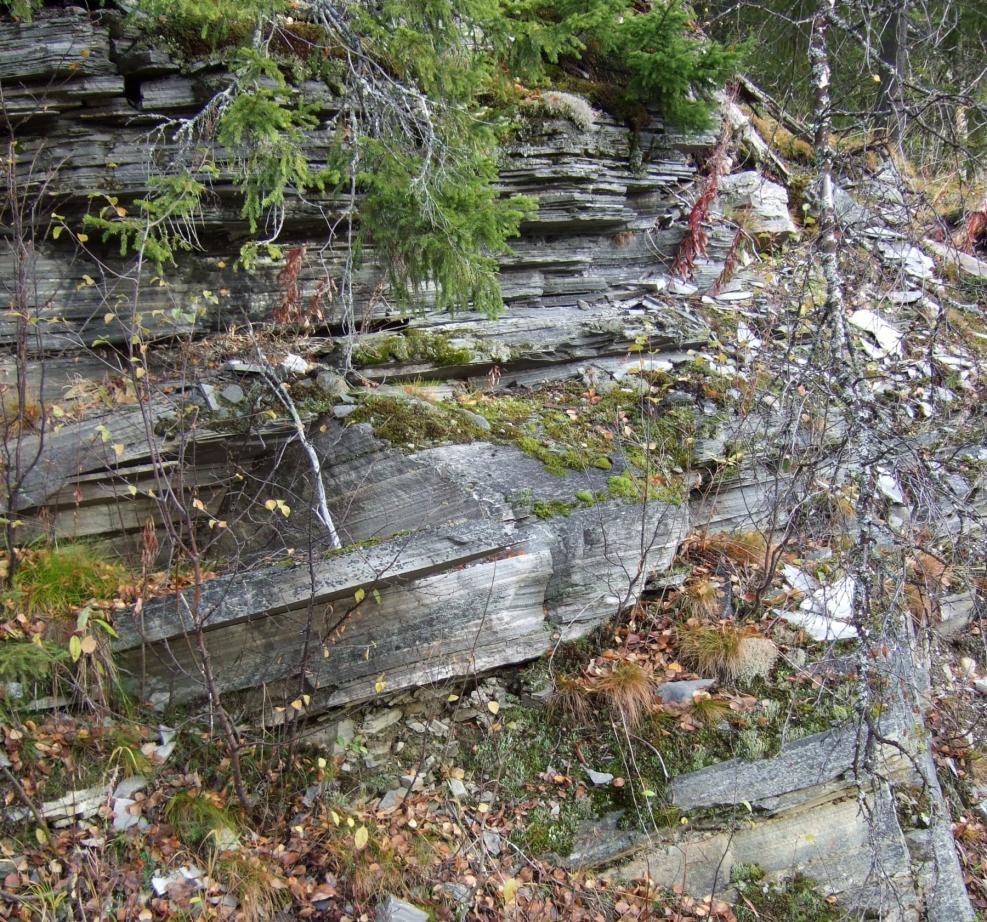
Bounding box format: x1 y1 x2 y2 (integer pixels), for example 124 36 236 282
549 673 593 724
216 853 290 922
683 531 770 569
325 820 435 903
592 661 657 729
680 576 720 618
675 620 746 681
13 545 124 616
688 691 731 725
165 791 240 851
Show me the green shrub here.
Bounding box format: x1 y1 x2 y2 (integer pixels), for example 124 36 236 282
1 1 42 23
0 640 68 687
501 0 745 129
113 0 741 319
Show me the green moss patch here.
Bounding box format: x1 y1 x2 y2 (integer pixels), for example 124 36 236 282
349 394 486 446
731 866 841 922
353 329 474 368
533 499 576 520
350 377 723 511
459 380 713 487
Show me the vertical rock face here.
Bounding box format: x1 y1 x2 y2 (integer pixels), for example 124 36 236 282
0 8 720 354
3 12 980 922
114 431 691 712
2 11 793 707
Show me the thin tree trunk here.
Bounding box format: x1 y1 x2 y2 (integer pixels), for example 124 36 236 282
258 354 342 550
877 1 908 151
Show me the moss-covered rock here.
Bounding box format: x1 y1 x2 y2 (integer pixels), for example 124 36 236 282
348 394 486 446
353 329 474 368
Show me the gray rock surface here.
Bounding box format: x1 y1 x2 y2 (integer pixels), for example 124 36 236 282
376 895 429 922
619 786 919 920
716 170 797 237
114 435 691 711
656 679 715 705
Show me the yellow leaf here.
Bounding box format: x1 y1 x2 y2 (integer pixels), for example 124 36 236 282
134 366 145 379
353 826 369 850
290 698 304 711
52 225 63 240
477 802 489 813
487 700 500 715
192 498 206 511
354 588 366 604
127 485 138 496
503 877 520 906
330 810 340 825
69 635 82 662
264 499 278 511
317 757 327 769
115 206 127 217
77 233 89 243
374 676 386 694
80 635 98 655
35 827 48 846
346 816 354 828
447 694 459 702
104 313 115 324
112 443 125 458
82 274 95 287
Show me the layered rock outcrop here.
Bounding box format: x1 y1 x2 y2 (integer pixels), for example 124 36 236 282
2 10 980 921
